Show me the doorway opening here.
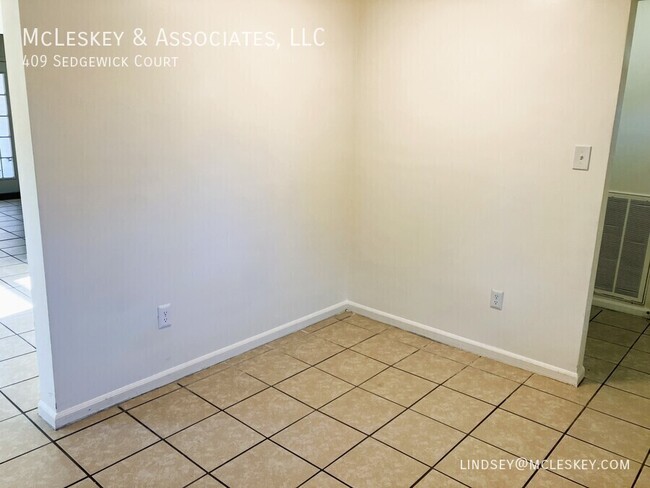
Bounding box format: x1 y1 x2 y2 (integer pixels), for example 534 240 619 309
0 30 37 414
584 1 650 384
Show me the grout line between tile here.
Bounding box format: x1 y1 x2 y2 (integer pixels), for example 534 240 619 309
120 409 210 482
2 304 648 488
519 320 650 488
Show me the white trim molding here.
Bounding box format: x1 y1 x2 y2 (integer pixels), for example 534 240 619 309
593 296 650 319
41 301 348 429
41 298 585 429
346 301 583 386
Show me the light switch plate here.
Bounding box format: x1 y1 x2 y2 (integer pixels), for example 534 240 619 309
573 145 592 171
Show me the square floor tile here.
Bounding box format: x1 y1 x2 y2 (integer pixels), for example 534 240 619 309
168 412 263 471
214 440 317 488
395 350 465 383
302 472 347 487
444 367 519 405
343 314 390 333
501 386 582 431
18 331 35 348
636 467 650 488
317 350 387 385
526 469 583 487
120 383 181 410
568 408 650 462
334 311 353 320
94 442 203 488
634 335 650 353
606 366 650 398
473 409 561 459
178 362 230 387
361 367 436 407
1 247 26 259
470 357 532 383
187 477 225 488
593 310 648 332
276 368 353 409
303 317 338 333
129 388 218 438
352 334 417 364
273 411 365 468
321 388 404 434
584 337 628 363
58 413 158 473
548 436 640 488
219 345 272 368
0 237 24 249
0 335 34 360
315 322 376 348
524 375 599 405
226 388 312 436
437 437 532 488
0 392 20 421
584 356 617 383
0 262 27 276
0 311 34 334
27 407 122 441
412 386 494 433
621 349 650 374
63 476 96 486
0 256 21 266
423 342 479 365
0 324 12 339
374 410 463 466
0 443 85 488
236 350 309 385
588 385 650 428
0 256 23 271
268 331 308 350
414 470 466 487
378 328 432 348
186 368 266 409
0 352 38 388
273 333 344 365
327 438 428 488
0 415 49 463
588 322 640 347
1 377 39 411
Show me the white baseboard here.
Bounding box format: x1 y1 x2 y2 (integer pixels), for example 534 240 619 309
592 296 650 319
42 298 584 428
41 301 348 429
346 301 582 386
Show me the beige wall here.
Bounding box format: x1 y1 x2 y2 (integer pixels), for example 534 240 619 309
13 0 356 413
350 0 632 375
3 0 634 423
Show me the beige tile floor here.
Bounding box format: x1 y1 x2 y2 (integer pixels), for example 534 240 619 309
0 199 649 487
0 311 647 487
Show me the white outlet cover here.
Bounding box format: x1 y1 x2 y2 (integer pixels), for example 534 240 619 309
490 290 504 311
158 303 171 329
573 145 592 171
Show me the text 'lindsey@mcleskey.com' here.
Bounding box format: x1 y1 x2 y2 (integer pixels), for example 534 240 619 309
460 458 632 472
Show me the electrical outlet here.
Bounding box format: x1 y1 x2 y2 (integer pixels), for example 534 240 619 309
490 290 504 310
158 304 171 329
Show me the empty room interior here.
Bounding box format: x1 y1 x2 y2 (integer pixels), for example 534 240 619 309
0 0 649 487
